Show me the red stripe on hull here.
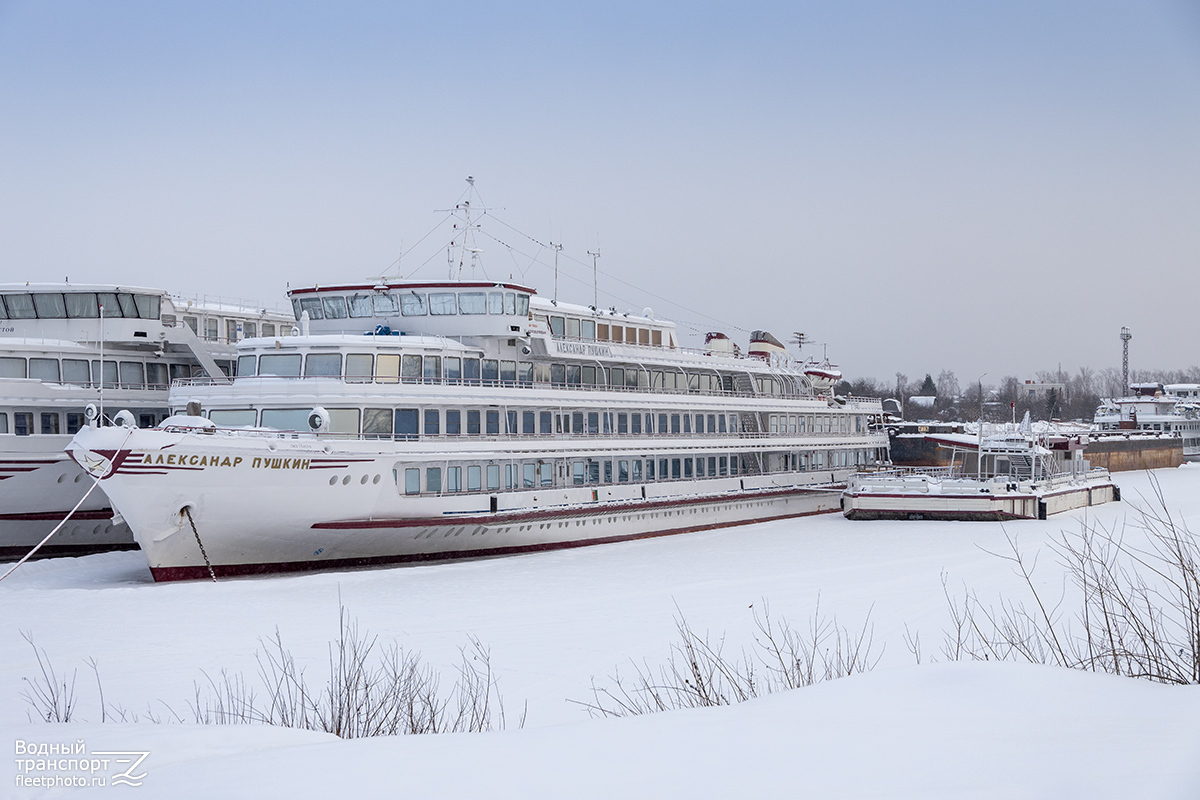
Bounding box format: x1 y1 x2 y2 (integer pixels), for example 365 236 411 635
148 505 838 582
0 543 139 561
0 509 117 521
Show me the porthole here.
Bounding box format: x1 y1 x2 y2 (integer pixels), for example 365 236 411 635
329 476 338 486
372 474 381 485
342 475 351 485
56 474 66 484
360 474 369 485
75 474 84 483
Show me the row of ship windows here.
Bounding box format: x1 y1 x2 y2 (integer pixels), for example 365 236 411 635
1098 422 1200 433
0 357 199 386
206 407 865 438
178 316 283 343
0 410 167 436
236 352 795 396
0 292 161 321
293 291 531 321
543 316 666 348
392 449 880 495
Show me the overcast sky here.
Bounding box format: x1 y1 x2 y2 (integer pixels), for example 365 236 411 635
1 1 1197 384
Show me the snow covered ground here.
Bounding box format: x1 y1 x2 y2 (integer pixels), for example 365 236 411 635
3 466 1200 798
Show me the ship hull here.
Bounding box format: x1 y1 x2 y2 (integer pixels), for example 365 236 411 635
71 426 847 581
0 446 134 560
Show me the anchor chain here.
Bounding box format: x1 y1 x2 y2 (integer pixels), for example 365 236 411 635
183 506 218 583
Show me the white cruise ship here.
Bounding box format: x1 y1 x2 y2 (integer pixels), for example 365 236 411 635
68 277 888 581
1094 382 1200 461
0 284 294 559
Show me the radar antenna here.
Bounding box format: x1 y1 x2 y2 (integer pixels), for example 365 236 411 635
435 176 499 281
587 242 601 308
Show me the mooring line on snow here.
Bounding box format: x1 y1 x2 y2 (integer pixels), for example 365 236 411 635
0 428 136 584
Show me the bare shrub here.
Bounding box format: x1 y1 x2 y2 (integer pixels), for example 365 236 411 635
575 601 879 718
20 632 79 723
943 475 1200 684
188 604 522 736
18 605 523 736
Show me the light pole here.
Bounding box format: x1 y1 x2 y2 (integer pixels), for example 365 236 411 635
976 373 987 479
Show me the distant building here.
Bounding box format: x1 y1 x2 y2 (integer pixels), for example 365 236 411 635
1021 380 1064 400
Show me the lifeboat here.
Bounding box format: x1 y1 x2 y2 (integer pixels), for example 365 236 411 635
803 360 843 393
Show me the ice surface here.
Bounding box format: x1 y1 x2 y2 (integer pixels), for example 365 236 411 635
3 466 1199 798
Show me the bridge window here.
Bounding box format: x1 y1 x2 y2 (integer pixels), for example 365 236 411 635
459 293 486 315
65 293 99 318
32 294 66 318
373 294 399 316
298 297 324 320
349 294 374 317
488 292 504 314
134 294 160 318
428 293 456 315
3 294 36 319
322 296 348 319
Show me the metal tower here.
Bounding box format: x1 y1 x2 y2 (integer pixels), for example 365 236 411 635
1120 326 1132 396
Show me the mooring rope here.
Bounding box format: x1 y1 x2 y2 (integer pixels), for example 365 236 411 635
0 427 136 584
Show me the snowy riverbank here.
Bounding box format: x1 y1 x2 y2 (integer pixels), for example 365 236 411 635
4 466 1199 798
